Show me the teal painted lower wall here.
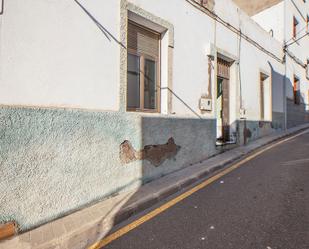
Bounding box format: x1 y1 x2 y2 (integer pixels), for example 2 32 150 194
237 114 284 145
0 106 217 231
287 99 309 128
0 106 285 231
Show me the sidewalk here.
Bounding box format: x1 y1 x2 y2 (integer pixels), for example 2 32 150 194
1 123 309 249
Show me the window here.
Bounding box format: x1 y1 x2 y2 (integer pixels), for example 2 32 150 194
127 21 160 112
260 73 269 120
293 16 299 38
293 76 300 105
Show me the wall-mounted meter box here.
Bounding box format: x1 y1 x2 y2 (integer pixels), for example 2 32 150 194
199 97 212 111
240 108 246 119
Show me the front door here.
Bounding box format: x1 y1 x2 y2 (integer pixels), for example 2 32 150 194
217 58 230 142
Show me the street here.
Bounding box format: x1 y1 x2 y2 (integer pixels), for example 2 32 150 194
103 131 309 249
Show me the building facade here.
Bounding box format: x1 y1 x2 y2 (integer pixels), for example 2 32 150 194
0 0 307 232
252 0 309 127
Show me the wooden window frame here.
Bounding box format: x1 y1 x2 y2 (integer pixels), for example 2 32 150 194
127 21 161 113
293 16 299 39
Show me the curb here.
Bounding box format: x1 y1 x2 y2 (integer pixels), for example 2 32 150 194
110 124 309 228
1 124 309 249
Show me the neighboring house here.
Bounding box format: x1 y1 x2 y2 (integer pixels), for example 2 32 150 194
251 0 309 127
0 0 307 232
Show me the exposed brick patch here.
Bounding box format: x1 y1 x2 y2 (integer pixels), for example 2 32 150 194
120 138 181 166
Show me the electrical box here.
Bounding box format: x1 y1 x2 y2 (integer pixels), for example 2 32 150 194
240 108 246 119
205 43 215 59
200 97 212 111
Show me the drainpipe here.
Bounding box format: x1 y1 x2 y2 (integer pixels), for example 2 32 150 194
283 0 287 130
237 8 245 145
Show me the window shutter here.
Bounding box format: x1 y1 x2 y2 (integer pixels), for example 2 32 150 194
128 21 160 59
217 58 230 79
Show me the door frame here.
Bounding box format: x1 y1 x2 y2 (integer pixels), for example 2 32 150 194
217 57 231 142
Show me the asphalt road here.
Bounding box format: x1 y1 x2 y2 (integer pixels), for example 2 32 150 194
104 131 309 249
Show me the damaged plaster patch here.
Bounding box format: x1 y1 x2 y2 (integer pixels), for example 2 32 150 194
243 128 252 139
120 138 181 166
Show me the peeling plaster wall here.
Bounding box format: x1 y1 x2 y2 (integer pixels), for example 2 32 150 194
238 119 279 145
0 107 216 231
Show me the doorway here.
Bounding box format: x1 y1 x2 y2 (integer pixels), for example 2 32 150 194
216 57 231 143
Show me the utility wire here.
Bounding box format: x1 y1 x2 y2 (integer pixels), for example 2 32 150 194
285 32 309 47
285 25 308 44
186 0 308 69
185 0 284 63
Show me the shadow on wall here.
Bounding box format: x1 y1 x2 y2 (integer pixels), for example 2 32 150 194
0 0 4 15
73 0 126 48
269 61 309 129
285 78 309 129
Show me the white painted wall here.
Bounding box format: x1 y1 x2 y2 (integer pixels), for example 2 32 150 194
252 2 285 42
0 0 121 110
0 0 286 121
128 0 284 121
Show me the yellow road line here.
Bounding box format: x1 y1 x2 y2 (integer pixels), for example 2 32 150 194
88 129 308 249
